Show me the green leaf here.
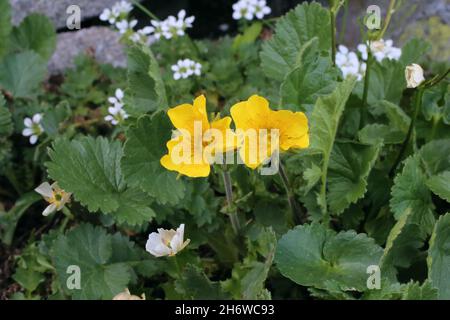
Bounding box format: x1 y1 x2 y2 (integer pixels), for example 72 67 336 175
126 45 167 116
0 94 12 137
46 136 155 226
121 111 186 205
356 59 405 105
52 224 134 299
260 2 331 81
176 264 230 300
12 268 44 292
232 22 263 51
427 212 450 300
426 171 450 203
328 142 381 215
399 38 431 66
0 0 12 58
280 54 339 114
41 101 71 137
0 51 46 98
401 280 438 300
390 155 435 235
0 192 41 245
419 139 450 176
9 14 56 60
380 208 427 280
275 224 383 291
310 77 357 213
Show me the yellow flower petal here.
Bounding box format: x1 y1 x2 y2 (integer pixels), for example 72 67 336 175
230 95 270 131
268 110 309 151
167 94 209 135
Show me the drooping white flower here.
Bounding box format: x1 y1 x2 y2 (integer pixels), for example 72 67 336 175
405 63 425 88
22 113 44 145
35 182 71 216
115 19 137 34
171 59 202 80
113 288 145 300
145 224 190 257
336 45 365 81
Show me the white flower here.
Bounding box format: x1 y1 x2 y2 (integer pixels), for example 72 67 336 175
145 224 190 257
100 1 133 25
115 19 137 34
100 8 119 24
336 45 365 81
148 20 165 40
129 26 153 43
177 9 195 29
171 59 202 80
35 182 71 216
232 0 256 20
405 63 425 88
253 0 271 19
357 39 402 62
113 288 145 300
105 89 129 125
22 113 44 145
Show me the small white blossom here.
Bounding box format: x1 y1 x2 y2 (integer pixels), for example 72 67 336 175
35 182 71 216
336 45 365 81
233 0 270 21
145 224 190 257
171 59 202 80
357 39 402 62
105 89 129 125
22 113 44 145
115 19 137 34
129 26 153 43
99 1 133 25
405 63 425 88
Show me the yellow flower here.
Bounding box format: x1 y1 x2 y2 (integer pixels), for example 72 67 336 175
230 95 309 169
160 95 237 177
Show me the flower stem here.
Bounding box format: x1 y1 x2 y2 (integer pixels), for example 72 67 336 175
278 162 304 225
362 48 373 109
377 0 396 40
389 88 424 176
131 0 159 21
338 0 349 44
330 9 336 66
221 170 241 235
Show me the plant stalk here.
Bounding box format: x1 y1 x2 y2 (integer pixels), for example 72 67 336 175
131 0 159 21
389 88 424 176
278 162 304 225
330 9 336 66
221 170 241 235
362 48 373 109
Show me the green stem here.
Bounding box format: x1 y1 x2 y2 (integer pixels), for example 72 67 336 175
131 0 159 20
330 9 336 66
377 0 397 40
429 115 440 141
362 48 373 109
278 162 304 225
221 170 241 235
389 88 424 176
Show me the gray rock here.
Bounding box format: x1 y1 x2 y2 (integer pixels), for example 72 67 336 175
48 27 126 74
10 0 119 29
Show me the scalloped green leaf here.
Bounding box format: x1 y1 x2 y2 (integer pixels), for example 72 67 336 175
0 51 46 98
52 224 138 300
125 45 167 116
328 142 381 215
46 136 155 226
275 224 383 291
121 111 186 205
390 155 436 235
427 212 450 300
9 14 56 60
260 2 331 81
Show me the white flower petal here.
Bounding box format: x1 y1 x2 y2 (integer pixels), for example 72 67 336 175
35 182 54 198
22 128 33 136
29 135 38 144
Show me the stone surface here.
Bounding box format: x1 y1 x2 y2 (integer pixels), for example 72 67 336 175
48 27 126 74
10 0 118 29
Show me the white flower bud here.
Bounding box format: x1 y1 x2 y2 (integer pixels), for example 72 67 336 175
405 63 425 88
